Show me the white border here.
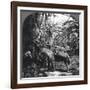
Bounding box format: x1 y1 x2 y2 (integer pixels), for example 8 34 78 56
17 7 84 84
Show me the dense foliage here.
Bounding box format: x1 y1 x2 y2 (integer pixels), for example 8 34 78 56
22 12 80 78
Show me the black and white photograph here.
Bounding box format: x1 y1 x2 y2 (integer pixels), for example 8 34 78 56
11 2 87 88
17 7 85 83
21 11 80 78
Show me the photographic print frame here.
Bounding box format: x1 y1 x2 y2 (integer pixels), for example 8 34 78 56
11 1 88 89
